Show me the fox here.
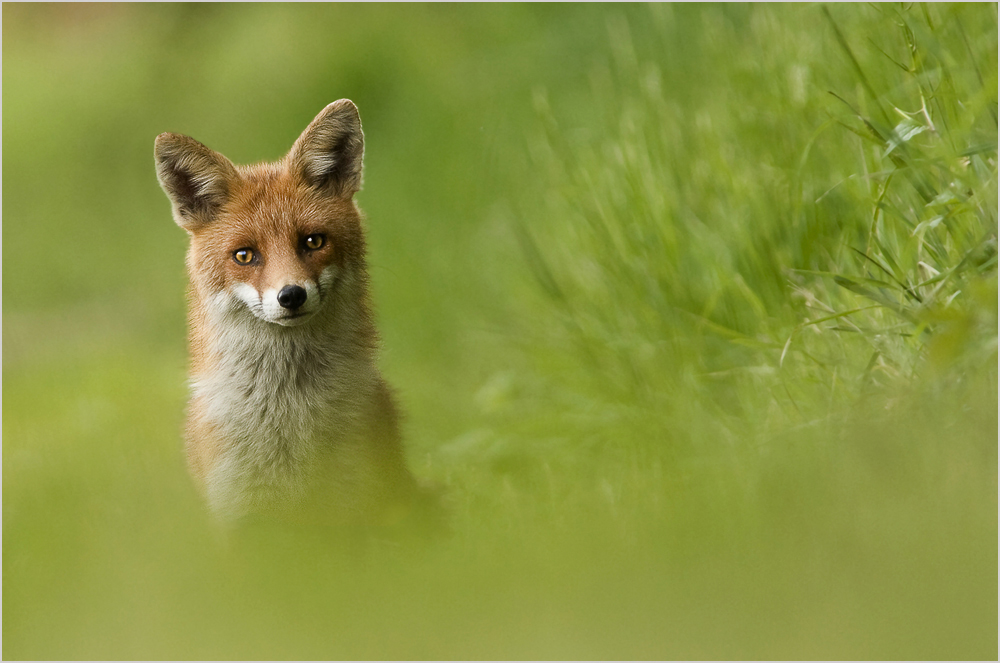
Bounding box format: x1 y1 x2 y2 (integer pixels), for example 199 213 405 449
154 100 425 527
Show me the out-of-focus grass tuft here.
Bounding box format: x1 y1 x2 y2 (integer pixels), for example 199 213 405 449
458 5 997 656
512 4 996 441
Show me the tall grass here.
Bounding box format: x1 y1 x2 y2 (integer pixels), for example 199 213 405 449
472 6 999 655
510 4 996 441
801 5 998 390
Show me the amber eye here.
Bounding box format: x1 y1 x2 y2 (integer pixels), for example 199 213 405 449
233 248 255 265
304 234 325 250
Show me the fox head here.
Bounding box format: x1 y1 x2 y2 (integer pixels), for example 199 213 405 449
155 100 367 328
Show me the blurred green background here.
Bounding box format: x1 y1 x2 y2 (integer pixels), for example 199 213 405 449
3 3 997 659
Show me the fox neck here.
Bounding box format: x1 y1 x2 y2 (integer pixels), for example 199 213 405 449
189 277 380 405
187 279 381 519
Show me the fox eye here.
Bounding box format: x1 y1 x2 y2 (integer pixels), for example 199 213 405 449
233 248 255 265
304 234 325 250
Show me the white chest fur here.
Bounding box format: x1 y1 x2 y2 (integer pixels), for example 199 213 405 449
192 308 376 521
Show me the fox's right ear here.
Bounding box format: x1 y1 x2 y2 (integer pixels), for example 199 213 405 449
154 133 238 230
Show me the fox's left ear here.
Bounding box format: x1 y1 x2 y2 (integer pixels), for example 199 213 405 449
287 99 365 198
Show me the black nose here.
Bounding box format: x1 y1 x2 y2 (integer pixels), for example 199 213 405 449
277 285 307 310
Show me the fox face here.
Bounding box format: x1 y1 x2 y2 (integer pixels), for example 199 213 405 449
155 99 367 329
185 174 364 327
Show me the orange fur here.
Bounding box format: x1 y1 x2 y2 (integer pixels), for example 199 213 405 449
155 101 421 525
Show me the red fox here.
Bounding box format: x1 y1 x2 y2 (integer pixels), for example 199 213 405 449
155 100 423 526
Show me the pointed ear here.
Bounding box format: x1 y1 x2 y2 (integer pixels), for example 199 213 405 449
154 133 238 230
287 99 365 198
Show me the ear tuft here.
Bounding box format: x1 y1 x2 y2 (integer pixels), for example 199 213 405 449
287 100 365 198
154 133 238 229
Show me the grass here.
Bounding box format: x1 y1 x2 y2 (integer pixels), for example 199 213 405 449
3 3 997 659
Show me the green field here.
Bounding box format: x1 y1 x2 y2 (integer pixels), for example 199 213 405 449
4 3 997 659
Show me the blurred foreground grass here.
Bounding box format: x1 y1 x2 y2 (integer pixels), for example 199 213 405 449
3 4 997 659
